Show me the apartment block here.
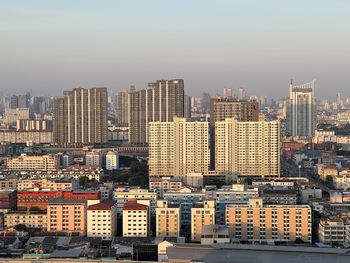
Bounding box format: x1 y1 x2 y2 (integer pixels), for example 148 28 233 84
149 117 210 177
149 176 184 198
47 198 87 236
87 200 117 240
53 87 108 146
129 79 184 144
122 200 149 237
191 200 216 241
226 198 312 243
4 108 29 125
215 118 280 177
156 200 181 237
17 178 78 191
319 218 348 245
5 154 59 171
4 211 47 230
114 188 157 215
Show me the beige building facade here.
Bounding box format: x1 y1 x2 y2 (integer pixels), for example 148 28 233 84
215 118 280 177
156 200 181 237
226 198 312 243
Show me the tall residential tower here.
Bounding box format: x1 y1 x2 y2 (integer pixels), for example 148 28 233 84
286 80 316 137
53 87 108 146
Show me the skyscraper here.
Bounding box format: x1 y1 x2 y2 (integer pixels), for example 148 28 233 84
116 85 135 125
53 87 108 146
149 117 210 177
286 80 316 137
215 118 280 178
209 97 259 169
129 79 184 144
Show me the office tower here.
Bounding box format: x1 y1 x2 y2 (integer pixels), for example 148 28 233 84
226 198 312 243
184 94 192 119
129 79 184 144
53 87 108 146
286 80 316 137
223 87 233 98
156 200 181 237
215 118 280 177
116 85 135 125
209 97 259 169
191 200 215 241
149 117 210 177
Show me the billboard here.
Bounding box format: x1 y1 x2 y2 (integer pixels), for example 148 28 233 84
330 190 350 204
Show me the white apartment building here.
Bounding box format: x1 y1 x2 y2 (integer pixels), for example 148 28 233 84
149 117 210 177
105 151 119 170
215 118 280 177
149 176 184 197
87 200 117 240
122 200 149 237
85 152 101 168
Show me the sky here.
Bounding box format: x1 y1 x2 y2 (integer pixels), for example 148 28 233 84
1 0 350 99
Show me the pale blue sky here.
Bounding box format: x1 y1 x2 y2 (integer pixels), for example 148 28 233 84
1 0 350 99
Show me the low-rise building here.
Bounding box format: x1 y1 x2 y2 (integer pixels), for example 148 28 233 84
122 200 149 237
115 188 157 215
149 177 184 197
191 200 215 242
5 154 59 171
87 200 117 240
17 178 78 191
156 200 181 237
333 171 350 190
201 224 230 245
226 198 312 243
47 198 87 236
0 190 17 210
4 211 47 230
319 218 348 245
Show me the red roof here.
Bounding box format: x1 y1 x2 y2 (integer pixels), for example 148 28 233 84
123 200 148 211
87 200 116 211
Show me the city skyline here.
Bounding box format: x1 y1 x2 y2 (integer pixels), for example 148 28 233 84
1 1 350 99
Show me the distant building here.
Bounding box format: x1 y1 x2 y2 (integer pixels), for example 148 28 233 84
85 152 102 168
17 178 78 191
53 87 108 146
0 190 17 210
128 79 184 144
149 177 184 198
286 80 316 137
122 200 149 237
4 108 29 126
105 150 119 170
5 154 59 171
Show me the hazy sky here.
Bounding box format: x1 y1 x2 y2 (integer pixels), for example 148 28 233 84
1 0 350 99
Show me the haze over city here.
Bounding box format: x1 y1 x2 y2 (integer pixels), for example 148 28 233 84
1 0 350 98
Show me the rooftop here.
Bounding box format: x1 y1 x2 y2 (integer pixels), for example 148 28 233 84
48 198 86 205
87 200 116 211
123 200 148 211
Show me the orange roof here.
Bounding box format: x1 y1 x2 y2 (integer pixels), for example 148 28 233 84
123 200 148 211
87 200 116 211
